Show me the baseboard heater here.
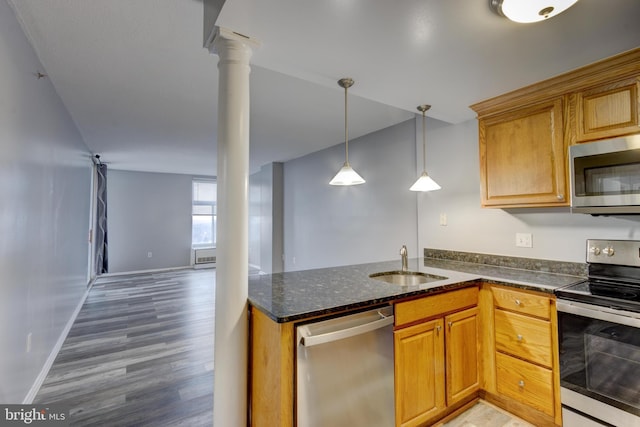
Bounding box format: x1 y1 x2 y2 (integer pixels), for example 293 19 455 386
193 248 216 268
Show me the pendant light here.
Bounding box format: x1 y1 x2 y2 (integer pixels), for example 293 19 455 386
330 78 365 186
410 105 441 192
490 0 580 23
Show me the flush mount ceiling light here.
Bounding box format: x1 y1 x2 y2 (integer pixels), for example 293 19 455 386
330 78 365 186
410 105 441 192
490 0 580 23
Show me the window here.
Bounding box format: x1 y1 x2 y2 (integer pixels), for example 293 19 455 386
192 179 217 248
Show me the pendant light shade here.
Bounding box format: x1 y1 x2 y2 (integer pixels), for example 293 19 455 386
490 0 580 23
410 105 441 192
330 78 365 186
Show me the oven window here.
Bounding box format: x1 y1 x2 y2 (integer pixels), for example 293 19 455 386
559 311 640 416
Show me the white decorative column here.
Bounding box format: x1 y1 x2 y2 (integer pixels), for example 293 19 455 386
209 27 259 427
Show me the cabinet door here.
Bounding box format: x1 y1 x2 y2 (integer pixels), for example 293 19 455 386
394 319 445 427
445 307 479 405
576 77 640 142
479 98 567 207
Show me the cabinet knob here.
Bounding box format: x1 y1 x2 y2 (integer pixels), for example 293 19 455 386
518 380 525 388
448 321 453 330
516 334 523 342
557 194 564 200
436 325 442 334
514 299 521 306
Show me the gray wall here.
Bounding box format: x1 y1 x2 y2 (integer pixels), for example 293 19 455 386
417 118 640 263
249 162 284 274
283 119 419 271
282 112 640 269
0 0 92 403
108 170 194 273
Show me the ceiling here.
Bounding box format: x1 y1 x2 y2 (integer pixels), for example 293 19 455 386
8 0 640 176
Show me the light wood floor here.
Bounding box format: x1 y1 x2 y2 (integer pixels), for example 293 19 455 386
35 269 532 427
35 269 216 427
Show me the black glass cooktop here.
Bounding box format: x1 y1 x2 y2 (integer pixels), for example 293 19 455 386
556 278 640 313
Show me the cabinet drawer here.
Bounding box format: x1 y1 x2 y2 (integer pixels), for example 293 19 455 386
495 309 552 368
496 352 554 417
491 287 550 319
395 287 478 327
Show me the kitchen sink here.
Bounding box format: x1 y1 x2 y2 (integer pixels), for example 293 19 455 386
369 271 447 286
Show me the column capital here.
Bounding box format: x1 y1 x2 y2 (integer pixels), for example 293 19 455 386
208 26 261 56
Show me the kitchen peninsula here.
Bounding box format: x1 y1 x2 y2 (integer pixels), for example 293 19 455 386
248 250 585 427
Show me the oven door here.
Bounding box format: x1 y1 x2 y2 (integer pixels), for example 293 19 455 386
557 299 640 426
570 135 640 214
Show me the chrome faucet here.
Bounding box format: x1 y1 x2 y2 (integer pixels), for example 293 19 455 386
400 245 408 272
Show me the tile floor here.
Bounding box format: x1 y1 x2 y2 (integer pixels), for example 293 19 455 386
443 401 535 427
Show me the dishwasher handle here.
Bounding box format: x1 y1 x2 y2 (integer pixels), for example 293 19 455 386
299 310 394 347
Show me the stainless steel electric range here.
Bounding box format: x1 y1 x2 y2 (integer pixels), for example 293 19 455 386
555 239 640 426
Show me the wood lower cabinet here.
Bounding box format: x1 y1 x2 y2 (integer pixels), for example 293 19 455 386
249 282 560 427
480 284 561 427
394 287 479 427
394 319 446 426
446 307 480 405
250 307 294 427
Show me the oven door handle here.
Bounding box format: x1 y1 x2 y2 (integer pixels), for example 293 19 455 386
557 299 640 328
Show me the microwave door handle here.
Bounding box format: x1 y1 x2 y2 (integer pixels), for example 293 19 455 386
299 312 394 347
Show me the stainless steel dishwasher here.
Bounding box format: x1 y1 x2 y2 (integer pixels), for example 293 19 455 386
296 305 395 427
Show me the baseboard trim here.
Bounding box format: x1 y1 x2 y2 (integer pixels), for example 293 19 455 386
99 265 192 277
22 278 95 404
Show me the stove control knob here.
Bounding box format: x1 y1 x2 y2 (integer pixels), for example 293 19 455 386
603 246 615 257
589 246 601 256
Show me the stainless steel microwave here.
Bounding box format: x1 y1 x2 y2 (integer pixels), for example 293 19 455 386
570 134 640 214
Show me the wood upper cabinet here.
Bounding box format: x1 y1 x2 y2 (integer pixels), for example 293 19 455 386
472 47 640 209
574 76 640 142
394 287 479 427
479 98 568 208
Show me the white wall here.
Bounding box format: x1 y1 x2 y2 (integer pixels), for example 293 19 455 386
418 118 640 263
108 170 193 273
0 0 92 403
283 119 419 271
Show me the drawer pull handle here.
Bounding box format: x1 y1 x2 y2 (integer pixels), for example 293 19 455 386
516 334 523 342
518 380 525 388
514 299 521 306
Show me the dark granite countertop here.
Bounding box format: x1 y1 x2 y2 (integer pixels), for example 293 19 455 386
248 253 585 323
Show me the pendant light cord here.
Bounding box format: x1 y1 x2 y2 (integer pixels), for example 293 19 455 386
422 110 426 168
344 83 349 165
417 104 431 170
338 78 354 166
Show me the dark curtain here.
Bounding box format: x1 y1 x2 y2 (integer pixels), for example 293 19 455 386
95 163 109 274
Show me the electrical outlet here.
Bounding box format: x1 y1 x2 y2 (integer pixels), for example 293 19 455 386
515 233 533 248
147 252 153 258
